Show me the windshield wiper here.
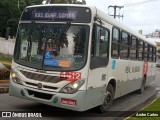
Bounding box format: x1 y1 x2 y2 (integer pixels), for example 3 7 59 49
27 21 35 61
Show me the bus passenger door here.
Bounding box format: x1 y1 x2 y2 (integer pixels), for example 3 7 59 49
84 23 111 109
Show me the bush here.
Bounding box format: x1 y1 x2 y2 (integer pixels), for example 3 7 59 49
0 70 10 80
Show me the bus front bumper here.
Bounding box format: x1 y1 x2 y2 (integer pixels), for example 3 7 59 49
9 79 86 111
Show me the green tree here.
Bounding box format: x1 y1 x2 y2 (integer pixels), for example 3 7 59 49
0 0 21 37
0 0 41 37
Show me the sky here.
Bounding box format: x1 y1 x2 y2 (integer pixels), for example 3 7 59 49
85 0 160 35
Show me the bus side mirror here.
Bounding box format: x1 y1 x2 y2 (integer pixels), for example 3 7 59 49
5 27 10 40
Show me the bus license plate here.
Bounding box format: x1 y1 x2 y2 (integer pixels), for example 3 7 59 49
61 98 77 106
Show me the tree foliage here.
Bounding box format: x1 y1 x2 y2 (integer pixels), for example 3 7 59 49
0 0 41 37
0 0 86 38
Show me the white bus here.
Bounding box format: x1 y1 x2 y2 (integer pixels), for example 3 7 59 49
9 4 156 112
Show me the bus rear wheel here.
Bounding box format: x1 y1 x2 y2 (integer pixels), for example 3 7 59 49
97 84 114 113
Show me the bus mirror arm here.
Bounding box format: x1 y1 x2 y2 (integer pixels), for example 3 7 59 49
94 16 102 25
5 27 10 40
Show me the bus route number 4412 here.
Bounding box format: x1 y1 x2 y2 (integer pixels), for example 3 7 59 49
60 72 81 80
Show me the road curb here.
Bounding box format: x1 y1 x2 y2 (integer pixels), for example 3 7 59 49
123 91 158 119
129 91 157 110
107 87 158 119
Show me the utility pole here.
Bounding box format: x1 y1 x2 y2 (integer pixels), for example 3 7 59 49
108 5 124 19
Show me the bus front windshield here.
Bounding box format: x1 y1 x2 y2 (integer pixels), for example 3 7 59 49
14 23 89 71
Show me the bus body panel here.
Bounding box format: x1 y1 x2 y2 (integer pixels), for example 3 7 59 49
95 8 156 98
9 4 157 112
9 74 88 111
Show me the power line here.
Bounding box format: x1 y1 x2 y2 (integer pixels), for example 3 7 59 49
125 0 159 7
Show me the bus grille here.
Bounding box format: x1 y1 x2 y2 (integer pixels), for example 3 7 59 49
20 70 61 83
27 89 53 100
25 82 58 90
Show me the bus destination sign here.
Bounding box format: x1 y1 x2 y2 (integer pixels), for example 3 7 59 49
21 6 91 23
33 11 77 20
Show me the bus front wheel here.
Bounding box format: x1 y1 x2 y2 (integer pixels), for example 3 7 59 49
97 84 114 113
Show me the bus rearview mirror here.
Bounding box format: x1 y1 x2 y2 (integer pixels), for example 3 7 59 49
5 27 10 40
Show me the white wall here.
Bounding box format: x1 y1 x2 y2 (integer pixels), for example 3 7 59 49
0 37 15 56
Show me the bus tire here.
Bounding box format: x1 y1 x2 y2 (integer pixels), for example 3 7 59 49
97 84 114 113
137 76 146 94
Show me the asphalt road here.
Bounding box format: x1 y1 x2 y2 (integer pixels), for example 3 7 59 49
0 69 160 120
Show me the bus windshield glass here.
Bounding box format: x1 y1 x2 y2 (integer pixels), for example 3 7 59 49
14 23 89 71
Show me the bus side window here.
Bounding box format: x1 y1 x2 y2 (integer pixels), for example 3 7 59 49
153 47 156 62
91 24 110 69
120 31 130 59
148 45 152 62
144 42 148 61
130 36 138 60
138 40 144 61
99 28 109 57
111 28 120 58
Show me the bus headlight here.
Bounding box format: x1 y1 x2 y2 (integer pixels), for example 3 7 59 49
60 79 85 94
10 70 22 85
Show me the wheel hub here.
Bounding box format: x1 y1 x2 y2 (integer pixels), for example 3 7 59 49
104 91 112 106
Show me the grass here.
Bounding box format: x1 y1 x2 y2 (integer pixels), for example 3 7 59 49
126 97 160 120
0 56 12 63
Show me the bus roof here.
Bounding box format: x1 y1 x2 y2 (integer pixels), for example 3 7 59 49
26 4 92 8
25 4 156 47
